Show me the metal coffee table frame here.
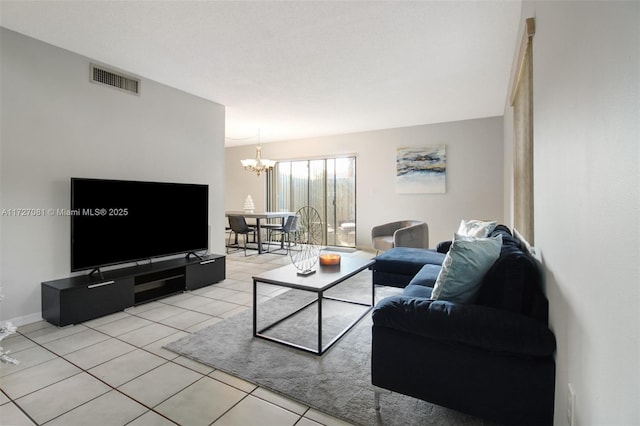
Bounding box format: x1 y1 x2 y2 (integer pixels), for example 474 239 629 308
252 257 375 355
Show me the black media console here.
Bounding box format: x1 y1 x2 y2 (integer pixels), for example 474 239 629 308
41 254 225 326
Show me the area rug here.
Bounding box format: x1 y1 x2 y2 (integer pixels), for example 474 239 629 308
164 282 491 426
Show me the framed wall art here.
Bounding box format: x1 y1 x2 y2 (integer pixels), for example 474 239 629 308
396 145 446 194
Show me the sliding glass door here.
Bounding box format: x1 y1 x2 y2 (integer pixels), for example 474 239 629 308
326 158 356 247
267 157 356 247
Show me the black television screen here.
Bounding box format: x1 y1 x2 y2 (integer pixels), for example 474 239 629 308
71 178 208 272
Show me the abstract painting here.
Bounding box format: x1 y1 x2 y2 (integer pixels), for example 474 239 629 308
396 145 446 193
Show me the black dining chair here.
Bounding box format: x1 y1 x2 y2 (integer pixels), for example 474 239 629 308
227 215 258 256
266 214 299 254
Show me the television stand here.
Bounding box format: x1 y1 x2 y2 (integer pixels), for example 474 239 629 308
41 253 225 326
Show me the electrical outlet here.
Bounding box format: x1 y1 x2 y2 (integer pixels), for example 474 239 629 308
567 383 576 426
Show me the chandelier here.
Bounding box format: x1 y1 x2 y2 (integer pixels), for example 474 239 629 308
240 131 275 176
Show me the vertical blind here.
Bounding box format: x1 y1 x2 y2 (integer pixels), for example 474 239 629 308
511 18 535 245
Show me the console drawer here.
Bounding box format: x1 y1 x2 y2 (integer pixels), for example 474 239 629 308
186 256 225 290
42 277 134 326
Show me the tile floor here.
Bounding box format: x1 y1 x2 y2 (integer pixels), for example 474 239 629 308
1 249 374 426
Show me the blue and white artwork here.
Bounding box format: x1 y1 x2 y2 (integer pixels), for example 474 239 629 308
396 145 446 193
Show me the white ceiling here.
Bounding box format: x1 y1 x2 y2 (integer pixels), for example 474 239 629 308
0 1 521 146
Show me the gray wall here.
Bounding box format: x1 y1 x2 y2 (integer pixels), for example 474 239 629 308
226 116 505 248
0 29 226 324
504 2 639 424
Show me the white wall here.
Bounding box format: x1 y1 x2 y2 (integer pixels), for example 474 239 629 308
0 29 226 324
504 2 640 424
226 117 504 248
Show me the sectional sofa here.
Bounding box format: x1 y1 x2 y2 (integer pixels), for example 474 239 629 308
370 224 556 425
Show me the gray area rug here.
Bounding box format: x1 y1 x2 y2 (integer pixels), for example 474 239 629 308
165 279 491 426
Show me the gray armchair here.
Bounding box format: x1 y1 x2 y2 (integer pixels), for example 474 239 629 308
371 220 429 253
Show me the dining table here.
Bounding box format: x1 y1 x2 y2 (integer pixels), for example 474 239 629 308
225 211 295 254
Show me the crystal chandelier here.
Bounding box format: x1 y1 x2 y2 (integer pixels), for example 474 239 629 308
240 131 275 176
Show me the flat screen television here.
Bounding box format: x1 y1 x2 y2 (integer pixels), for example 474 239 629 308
71 178 209 272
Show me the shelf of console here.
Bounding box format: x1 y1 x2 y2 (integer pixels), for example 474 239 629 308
41 254 225 327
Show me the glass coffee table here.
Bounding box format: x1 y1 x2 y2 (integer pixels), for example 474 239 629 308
252 256 375 355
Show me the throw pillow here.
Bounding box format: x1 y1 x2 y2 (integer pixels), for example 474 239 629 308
456 219 498 238
431 233 502 303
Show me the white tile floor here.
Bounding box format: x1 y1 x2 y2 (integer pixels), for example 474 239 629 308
0 250 371 426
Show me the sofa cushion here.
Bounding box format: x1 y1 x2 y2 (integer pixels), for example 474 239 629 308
408 264 441 287
477 246 548 323
489 225 519 248
372 296 556 357
402 284 433 299
467 225 549 323
431 234 502 303
373 247 445 277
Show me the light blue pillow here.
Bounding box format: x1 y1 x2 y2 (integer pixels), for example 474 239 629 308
431 233 502 303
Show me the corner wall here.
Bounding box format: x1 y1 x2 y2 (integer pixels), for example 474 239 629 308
504 2 640 424
0 29 226 324
226 117 504 248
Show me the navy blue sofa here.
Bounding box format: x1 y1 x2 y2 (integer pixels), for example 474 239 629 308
371 225 556 425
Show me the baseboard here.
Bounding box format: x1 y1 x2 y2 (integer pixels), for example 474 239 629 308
7 311 42 327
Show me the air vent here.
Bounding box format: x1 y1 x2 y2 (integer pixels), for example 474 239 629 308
90 64 140 95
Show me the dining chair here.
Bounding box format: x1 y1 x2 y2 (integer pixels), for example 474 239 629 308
266 214 299 254
227 215 258 256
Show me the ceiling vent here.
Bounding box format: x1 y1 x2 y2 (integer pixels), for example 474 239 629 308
90 64 140 95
